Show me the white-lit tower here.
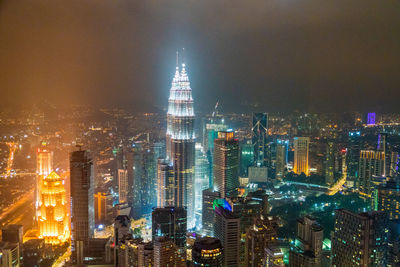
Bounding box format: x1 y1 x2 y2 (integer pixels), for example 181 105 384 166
166 59 195 228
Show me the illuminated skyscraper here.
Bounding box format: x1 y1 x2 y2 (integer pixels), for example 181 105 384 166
70 149 94 265
325 141 335 185
252 113 268 167
213 131 239 198
36 144 53 221
346 131 362 181
293 137 310 176
166 61 195 226
194 143 209 222
37 145 53 176
214 204 240 267
152 206 187 263
38 171 69 244
202 109 228 188
332 209 389 267
118 169 128 204
358 150 385 197
202 189 220 236
276 140 288 179
289 216 323 267
157 159 174 207
239 140 254 177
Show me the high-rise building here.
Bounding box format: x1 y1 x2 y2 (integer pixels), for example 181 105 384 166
289 215 323 267
153 236 183 267
252 113 268 167
166 62 196 227
214 205 240 267
70 149 95 265
346 131 362 181
202 189 221 236
192 237 224 267
202 109 228 188
213 131 239 198
378 180 400 220
275 140 288 179
36 144 53 222
227 190 271 235
332 209 389 267
0 242 19 267
194 143 210 223
157 159 174 208
245 216 278 267
240 140 254 178
293 137 310 176
358 150 385 197
151 207 187 249
117 169 128 204
324 142 335 185
113 215 132 267
94 192 113 225
1 225 23 245
131 141 157 219
264 245 285 267
389 151 399 178
38 171 69 244
36 144 53 176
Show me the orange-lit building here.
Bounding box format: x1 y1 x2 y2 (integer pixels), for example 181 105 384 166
293 137 310 176
36 144 53 221
38 171 70 244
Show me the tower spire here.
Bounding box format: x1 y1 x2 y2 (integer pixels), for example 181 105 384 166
176 51 179 71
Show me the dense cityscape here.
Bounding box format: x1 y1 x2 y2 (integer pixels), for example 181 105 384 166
0 59 399 267
1 0 400 266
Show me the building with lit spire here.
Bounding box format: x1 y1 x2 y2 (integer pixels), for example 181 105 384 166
165 58 195 227
38 171 69 244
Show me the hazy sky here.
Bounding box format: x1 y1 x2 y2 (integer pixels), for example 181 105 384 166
0 0 399 113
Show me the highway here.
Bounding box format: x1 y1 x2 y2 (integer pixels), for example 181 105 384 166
0 188 35 231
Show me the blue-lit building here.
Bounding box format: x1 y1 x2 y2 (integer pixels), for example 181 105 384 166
194 143 210 225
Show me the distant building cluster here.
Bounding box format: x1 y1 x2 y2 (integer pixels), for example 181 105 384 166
2 59 400 267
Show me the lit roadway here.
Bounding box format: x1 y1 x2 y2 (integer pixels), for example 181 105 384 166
326 176 347 196
4 142 18 178
0 188 35 230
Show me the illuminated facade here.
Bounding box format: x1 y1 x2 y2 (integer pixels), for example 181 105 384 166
192 237 223 267
194 143 209 221
166 61 195 226
252 113 268 167
214 131 239 198
332 209 389 267
38 171 69 244
36 145 53 221
276 139 288 179
358 150 385 197
293 137 310 176
117 169 128 204
214 204 240 267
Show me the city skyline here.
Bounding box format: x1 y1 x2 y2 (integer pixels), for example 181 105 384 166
0 1 400 266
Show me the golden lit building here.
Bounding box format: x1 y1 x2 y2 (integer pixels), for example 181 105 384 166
293 137 310 176
38 171 70 244
36 144 53 221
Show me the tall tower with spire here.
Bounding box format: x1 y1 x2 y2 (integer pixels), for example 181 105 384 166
165 56 195 227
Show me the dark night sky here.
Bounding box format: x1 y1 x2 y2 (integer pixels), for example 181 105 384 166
0 0 399 113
